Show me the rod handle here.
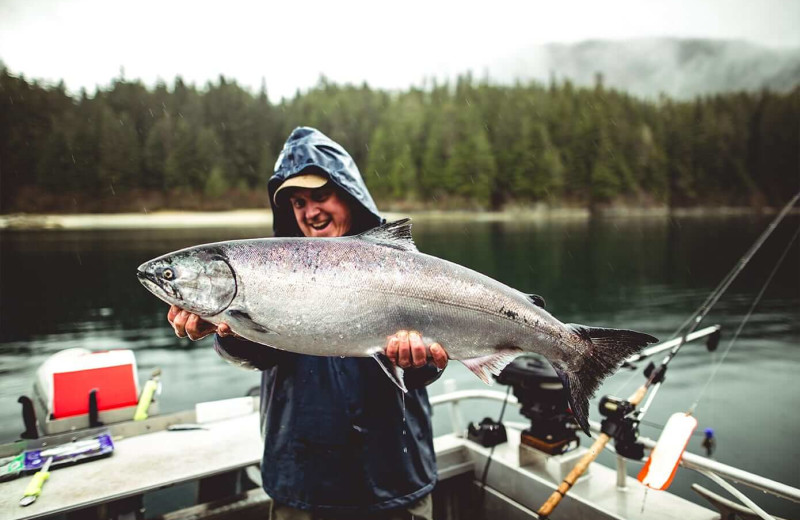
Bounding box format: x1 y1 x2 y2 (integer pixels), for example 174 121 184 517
629 384 648 406
537 433 611 517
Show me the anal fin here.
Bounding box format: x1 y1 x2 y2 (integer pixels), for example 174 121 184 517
461 348 522 385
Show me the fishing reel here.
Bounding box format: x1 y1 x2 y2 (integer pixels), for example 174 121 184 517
496 355 580 455
599 396 645 460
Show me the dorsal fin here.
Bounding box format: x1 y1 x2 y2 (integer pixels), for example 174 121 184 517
357 218 418 252
527 294 546 308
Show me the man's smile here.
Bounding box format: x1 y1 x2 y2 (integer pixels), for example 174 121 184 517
308 219 331 231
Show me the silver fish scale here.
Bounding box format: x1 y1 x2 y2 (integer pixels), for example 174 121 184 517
214 237 583 365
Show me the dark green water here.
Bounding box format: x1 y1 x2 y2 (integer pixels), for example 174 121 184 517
1 215 798 516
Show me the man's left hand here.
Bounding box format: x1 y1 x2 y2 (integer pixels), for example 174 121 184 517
385 330 448 370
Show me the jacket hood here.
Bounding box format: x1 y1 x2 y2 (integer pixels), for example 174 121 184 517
268 127 382 237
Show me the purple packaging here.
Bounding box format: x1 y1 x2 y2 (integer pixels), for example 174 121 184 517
23 433 114 472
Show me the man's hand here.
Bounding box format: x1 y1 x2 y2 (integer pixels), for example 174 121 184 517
167 305 237 340
385 330 448 370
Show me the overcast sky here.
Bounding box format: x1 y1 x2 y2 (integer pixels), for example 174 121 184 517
1 0 798 100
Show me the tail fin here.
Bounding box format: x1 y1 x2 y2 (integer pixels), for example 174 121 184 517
557 325 658 434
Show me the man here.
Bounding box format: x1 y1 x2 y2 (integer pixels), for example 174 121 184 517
169 127 447 520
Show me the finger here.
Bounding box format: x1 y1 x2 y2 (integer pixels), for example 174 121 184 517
409 331 427 367
219 323 243 339
173 310 189 337
385 335 399 365
396 330 411 368
431 343 448 370
195 316 218 341
186 314 203 341
198 323 216 340
218 323 232 337
167 305 180 324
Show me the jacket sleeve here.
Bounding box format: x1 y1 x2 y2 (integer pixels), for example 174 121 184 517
213 335 283 371
403 363 444 389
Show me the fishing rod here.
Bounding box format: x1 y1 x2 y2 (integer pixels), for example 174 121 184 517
537 191 800 518
636 190 800 421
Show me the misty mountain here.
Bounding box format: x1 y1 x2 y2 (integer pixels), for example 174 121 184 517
483 38 800 99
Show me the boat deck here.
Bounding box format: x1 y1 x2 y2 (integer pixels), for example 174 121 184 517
1 414 261 520
1 410 719 520
434 430 716 520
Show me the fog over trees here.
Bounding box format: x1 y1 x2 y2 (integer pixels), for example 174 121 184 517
486 38 800 100
0 66 797 213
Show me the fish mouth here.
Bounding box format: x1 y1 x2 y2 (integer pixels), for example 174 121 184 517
136 268 180 301
136 269 158 285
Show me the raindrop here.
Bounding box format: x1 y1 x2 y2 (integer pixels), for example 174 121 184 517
403 448 408 453
338 334 344 339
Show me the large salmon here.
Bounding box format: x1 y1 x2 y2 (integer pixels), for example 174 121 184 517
137 219 656 432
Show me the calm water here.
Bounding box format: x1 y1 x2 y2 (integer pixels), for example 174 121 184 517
1 215 798 516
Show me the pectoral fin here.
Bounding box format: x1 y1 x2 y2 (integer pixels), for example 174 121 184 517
372 353 407 393
226 309 278 335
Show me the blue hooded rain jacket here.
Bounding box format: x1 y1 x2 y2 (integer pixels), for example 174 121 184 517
215 127 441 516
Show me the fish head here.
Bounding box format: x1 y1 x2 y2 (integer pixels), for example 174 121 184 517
137 248 237 317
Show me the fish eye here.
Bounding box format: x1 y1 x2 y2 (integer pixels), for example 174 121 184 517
162 268 175 280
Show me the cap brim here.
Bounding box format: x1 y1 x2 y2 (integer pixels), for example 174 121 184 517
273 174 329 206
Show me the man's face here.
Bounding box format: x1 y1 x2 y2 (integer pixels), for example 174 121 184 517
289 185 353 238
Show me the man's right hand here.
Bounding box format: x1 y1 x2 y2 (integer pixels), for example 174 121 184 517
168 305 236 340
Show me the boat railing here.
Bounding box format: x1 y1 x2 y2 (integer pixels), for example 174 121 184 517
623 325 721 366
430 387 800 507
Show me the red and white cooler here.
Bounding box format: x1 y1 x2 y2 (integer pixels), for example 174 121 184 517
33 348 154 434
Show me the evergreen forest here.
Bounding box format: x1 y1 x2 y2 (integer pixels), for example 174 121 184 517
1 67 797 213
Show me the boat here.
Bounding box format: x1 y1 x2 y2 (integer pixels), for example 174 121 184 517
1 324 797 520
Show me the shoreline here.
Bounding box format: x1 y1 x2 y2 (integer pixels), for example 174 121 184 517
0 206 792 230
